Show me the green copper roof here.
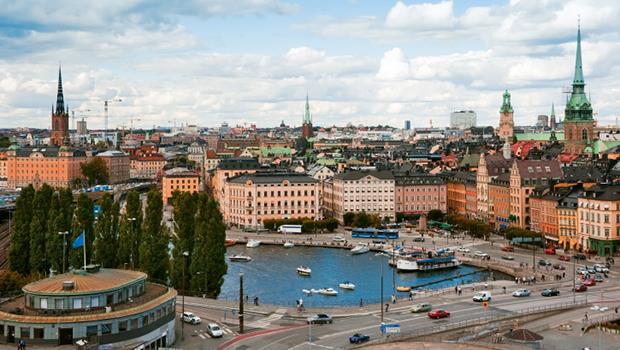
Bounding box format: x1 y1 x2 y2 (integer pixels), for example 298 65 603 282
565 24 592 122
500 90 513 113
260 147 292 156
516 131 565 141
573 24 584 86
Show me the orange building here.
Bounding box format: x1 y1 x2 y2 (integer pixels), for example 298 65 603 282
489 173 510 230
161 168 200 204
446 172 467 216
530 188 567 243
6 145 86 189
130 154 166 180
209 157 260 203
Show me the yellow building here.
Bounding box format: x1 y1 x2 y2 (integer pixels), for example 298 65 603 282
161 168 200 204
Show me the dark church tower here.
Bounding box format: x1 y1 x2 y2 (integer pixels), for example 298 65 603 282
50 67 69 146
301 93 314 139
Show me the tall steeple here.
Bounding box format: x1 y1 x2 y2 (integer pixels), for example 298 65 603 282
573 20 584 87
303 92 312 124
301 91 314 139
55 65 65 115
565 21 592 122
499 90 513 113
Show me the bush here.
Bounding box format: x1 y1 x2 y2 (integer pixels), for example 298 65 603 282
427 209 444 222
343 212 356 226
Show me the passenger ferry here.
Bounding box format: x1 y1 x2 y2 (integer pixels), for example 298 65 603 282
396 256 461 272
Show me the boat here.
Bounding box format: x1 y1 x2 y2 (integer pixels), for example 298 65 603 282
319 288 338 296
229 254 252 262
283 241 295 248
225 239 236 247
396 286 411 292
351 243 370 255
396 256 461 272
246 239 261 248
338 282 356 290
297 266 312 276
302 289 312 294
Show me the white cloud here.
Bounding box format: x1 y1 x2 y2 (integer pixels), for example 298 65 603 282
385 1 455 30
376 48 410 80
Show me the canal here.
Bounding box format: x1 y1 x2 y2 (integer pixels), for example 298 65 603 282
219 245 511 307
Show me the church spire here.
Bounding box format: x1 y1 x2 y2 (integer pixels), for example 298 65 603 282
551 102 555 116
55 65 65 115
573 19 584 87
303 91 311 124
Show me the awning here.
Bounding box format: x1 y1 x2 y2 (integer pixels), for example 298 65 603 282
545 235 559 241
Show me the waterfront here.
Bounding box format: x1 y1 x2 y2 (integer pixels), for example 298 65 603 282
219 244 510 307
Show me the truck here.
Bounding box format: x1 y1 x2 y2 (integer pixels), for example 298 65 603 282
278 224 302 234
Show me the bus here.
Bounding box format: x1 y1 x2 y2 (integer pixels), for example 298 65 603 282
277 224 303 234
351 228 399 240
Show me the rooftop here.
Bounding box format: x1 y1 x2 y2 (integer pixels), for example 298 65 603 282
23 268 146 295
229 172 317 184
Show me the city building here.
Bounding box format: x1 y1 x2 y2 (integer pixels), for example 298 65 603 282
325 170 395 223
446 172 467 217
394 173 446 215
577 184 620 256
465 172 477 219
5 145 86 189
209 157 260 204
557 186 582 251
223 172 320 228
0 266 176 348
476 145 513 221
489 173 511 230
450 111 477 129
536 115 549 128
50 67 69 146
129 154 166 180
307 164 334 182
563 26 595 156
301 94 314 139
161 168 200 204
530 187 571 243
95 150 130 184
498 90 514 142
404 120 411 130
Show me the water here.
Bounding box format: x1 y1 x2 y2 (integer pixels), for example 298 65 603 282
219 245 510 307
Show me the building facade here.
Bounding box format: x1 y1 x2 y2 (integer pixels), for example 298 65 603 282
5 146 86 189
489 173 511 230
329 170 395 223
301 94 314 139
450 110 477 129
394 173 446 215
96 150 130 184
161 168 200 204
498 90 514 142
446 172 467 217
129 155 166 180
476 151 513 221
209 157 260 204
577 185 620 256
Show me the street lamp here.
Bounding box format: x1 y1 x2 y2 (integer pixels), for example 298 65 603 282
181 251 189 341
58 231 69 274
127 217 136 268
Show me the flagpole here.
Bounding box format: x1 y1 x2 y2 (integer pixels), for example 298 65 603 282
83 231 87 270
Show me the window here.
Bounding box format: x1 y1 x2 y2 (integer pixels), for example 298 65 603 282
20 327 30 339
101 323 112 335
582 128 588 140
40 298 48 309
54 299 64 309
86 325 98 337
73 298 82 309
119 320 128 332
33 328 44 339
91 296 100 308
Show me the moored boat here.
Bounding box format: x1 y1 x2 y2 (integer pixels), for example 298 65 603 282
283 241 295 248
246 239 261 248
396 285 411 292
351 243 369 255
396 256 461 272
297 266 312 276
229 254 252 262
319 288 338 296
225 239 236 247
338 282 356 290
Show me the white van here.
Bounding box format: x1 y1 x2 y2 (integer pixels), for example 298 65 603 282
473 291 492 302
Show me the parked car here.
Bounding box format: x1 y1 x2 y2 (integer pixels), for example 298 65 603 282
593 264 609 273
559 255 571 261
413 236 425 242
512 289 531 297
573 253 587 260
573 284 588 292
544 247 556 255
349 333 370 344
411 302 432 313
181 312 201 324
473 291 492 302
582 278 596 287
553 263 566 270
332 235 346 242
594 274 605 282
501 245 514 252
206 323 224 338
307 314 333 324
538 259 552 266
541 288 560 297
428 309 450 319
501 255 514 260
457 247 470 253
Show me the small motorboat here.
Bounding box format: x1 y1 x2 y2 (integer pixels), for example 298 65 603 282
338 282 356 290
246 239 261 248
297 266 312 276
225 239 236 247
302 289 312 294
396 286 411 292
351 243 369 255
310 288 320 294
332 235 346 242
229 255 252 262
319 288 338 296
283 241 295 248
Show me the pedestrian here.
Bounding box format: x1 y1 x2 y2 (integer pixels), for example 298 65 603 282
385 303 390 312
615 307 618 314
254 296 259 306
245 295 249 303
562 272 566 279
484 282 488 290
458 287 462 296
455 285 458 294
359 298 364 307
502 286 506 294
409 290 414 300
391 294 396 304
584 313 588 321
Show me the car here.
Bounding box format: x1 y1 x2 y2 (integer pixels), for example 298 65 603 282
206 323 224 338
413 236 425 242
242 226 255 232
501 255 515 260
307 314 333 324
411 302 432 313
573 253 587 260
541 288 560 297
501 245 514 252
457 247 471 253
372 240 386 245
573 284 588 292
593 264 609 273
538 259 552 266
512 289 531 297
473 291 492 302
559 255 571 261
349 333 370 344
582 278 596 286
544 247 556 255
474 251 489 258
181 312 201 325
428 309 450 319
552 263 566 270
594 274 604 282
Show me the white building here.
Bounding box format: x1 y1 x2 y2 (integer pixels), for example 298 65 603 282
450 110 477 129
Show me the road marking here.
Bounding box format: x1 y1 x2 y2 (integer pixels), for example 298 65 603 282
199 333 207 339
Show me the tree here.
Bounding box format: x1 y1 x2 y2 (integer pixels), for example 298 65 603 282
9 186 35 275
0 136 11 148
353 211 371 228
122 190 143 268
70 193 95 269
171 192 198 290
343 212 355 227
94 194 119 268
45 193 64 274
81 157 109 186
427 209 445 222
28 184 54 274
139 190 170 283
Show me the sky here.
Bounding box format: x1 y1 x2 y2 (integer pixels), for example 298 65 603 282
0 0 619 130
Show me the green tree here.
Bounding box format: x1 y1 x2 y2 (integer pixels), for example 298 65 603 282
70 193 95 269
9 186 35 275
94 194 120 267
45 193 63 274
171 192 198 290
139 190 169 283
427 209 445 222
81 157 109 186
343 212 355 226
28 184 54 274
124 190 143 268
0 136 11 148
353 211 371 228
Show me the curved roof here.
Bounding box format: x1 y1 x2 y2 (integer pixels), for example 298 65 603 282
23 269 146 296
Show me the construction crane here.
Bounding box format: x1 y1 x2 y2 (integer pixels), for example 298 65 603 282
104 98 122 144
129 116 141 137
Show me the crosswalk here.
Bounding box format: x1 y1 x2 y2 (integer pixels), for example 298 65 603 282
197 327 235 339
247 308 288 328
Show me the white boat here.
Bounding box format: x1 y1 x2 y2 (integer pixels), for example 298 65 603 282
332 235 346 242
229 254 252 262
351 243 369 255
297 266 312 276
246 239 261 248
302 289 312 294
396 256 461 272
338 282 356 290
319 288 338 296
283 241 295 248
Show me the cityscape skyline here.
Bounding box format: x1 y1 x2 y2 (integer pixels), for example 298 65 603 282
1 0 619 130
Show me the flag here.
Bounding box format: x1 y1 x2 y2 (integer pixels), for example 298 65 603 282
72 232 85 249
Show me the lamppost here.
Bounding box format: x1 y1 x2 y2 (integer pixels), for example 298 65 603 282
380 256 384 323
181 251 189 341
128 217 136 268
58 231 69 274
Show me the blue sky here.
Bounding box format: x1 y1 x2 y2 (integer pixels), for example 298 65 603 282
0 0 619 129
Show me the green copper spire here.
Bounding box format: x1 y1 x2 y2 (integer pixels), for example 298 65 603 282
499 90 513 113
303 92 312 124
565 21 592 122
573 21 584 86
